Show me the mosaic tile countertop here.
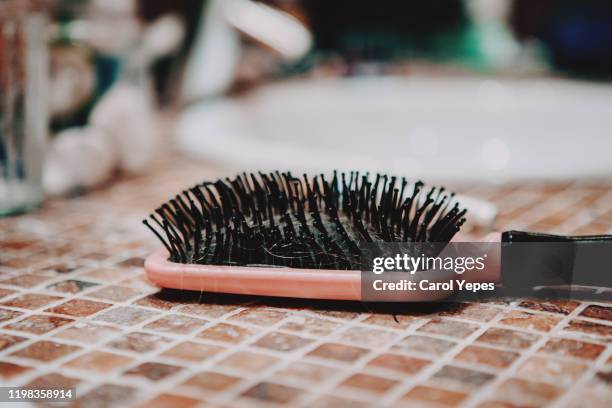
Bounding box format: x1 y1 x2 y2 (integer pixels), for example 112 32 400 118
1 153 611 407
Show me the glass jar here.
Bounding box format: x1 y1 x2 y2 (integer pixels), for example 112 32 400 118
0 1 49 215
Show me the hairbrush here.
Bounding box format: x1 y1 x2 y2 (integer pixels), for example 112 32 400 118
143 171 612 301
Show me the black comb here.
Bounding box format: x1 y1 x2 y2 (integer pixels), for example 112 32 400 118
143 171 467 270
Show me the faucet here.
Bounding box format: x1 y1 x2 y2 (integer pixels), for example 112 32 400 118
181 0 312 102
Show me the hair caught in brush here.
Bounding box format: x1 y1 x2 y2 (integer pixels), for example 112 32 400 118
143 171 466 270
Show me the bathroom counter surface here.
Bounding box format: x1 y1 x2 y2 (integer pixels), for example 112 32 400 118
1 153 611 407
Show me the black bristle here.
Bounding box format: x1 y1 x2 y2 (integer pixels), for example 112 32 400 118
143 172 467 269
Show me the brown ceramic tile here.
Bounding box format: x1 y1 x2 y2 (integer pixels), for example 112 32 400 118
45 298 112 317
4 314 74 334
311 310 360 320
116 257 145 268
86 285 142 302
253 331 314 352
230 307 288 326
580 305 612 322
108 331 172 353
311 395 370 408
46 279 99 294
308 343 369 364
273 362 340 384
403 385 467 406
161 341 224 361
80 268 131 282
368 353 430 375
10 340 81 361
518 298 580 315
341 373 399 394
494 378 562 406
439 303 501 322
477 327 540 350
183 371 241 392
25 372 81 389
218 351 279 373
393 334 457 356
476 400 533 408
432 365 495 390
418 318 480 339
136 294 179 310
0 273 51 288
144 314 207 334
0 307 23 323
362 313 419 329
280 315 341 335
0 361 31 379
124 362 183 381
564 319 612 338
337 326 399 348
54 322 121 343
0 293 64 309
94 306 159 326
540 337 605 360
499 310 561 332
455 345 519 369
0 288 16 299
65 350 133 373
138 393 201 408
0 333 27 351
197 322 257 344
241 381 302 404
517 355 587 386
75 383 137 407
177 303 238 318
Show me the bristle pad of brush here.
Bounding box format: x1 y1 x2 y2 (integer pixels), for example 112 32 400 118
143 171 466 269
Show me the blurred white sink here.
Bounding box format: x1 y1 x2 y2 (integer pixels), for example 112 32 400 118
177 76 612 181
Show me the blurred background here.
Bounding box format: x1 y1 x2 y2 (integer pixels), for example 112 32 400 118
2 0 612 215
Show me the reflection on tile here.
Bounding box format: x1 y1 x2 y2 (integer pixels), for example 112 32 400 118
230 308 288 326
25 372 81 389
280 315 340 336
75 384 137 407
88 285 143 302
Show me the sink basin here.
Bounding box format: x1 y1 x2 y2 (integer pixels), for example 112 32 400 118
177 76 612 181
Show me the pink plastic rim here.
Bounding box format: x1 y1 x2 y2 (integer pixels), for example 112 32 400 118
145 249 362 300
